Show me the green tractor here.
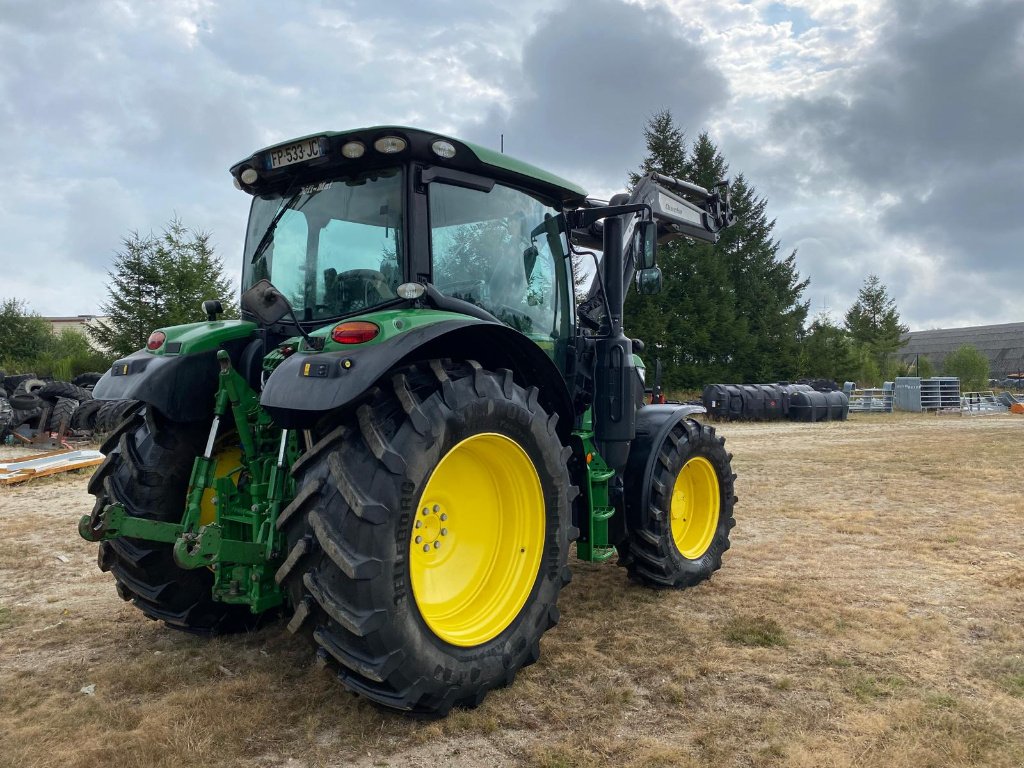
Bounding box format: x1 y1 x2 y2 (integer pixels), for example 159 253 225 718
80 127 737 715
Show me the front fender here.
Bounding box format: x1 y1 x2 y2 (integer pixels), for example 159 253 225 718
619 404 707 542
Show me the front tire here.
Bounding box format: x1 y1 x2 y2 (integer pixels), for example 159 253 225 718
278 360 573 715
620 418 736 588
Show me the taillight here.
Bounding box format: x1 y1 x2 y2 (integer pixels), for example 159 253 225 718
331 321 379 344
146 331 166 350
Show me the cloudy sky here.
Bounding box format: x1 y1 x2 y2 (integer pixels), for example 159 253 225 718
1 0 1021 330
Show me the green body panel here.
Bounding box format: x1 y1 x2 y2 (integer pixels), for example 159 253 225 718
307 308 483 352
148 319 258 356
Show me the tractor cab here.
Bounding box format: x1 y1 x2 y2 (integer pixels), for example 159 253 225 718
232 127 581 366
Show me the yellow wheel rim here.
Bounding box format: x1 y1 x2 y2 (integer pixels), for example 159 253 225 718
199 446 244 526
670 456 720 559
410 433 545 647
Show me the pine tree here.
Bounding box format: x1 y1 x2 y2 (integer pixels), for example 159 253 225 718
628 109 689 187
623 113 743 388
715 169 809 382
91 218 238 356
843 274 909 375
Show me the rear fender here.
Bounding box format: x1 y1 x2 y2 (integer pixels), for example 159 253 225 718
261 319 574 441
92 320 259 421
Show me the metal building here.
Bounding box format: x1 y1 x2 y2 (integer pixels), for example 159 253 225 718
898 322 1024 378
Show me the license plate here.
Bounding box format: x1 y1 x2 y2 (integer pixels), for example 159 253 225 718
268 138 324 170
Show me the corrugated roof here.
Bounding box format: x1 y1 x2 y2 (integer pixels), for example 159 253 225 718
899 322 1024 376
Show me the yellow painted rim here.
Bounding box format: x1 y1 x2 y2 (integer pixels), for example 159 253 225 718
670 456 720 559
410 433 545 647
199 446 244 527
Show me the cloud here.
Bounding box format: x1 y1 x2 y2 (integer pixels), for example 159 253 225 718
729 0 1024 328
0 0 1019 331
466 0 729 192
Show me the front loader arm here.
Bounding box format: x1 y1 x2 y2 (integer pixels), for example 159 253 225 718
619 172 736 290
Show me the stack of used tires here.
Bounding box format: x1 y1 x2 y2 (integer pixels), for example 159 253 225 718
0 371 139 441
702 381 849 422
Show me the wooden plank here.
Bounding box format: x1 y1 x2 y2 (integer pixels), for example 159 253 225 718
0 456 104 485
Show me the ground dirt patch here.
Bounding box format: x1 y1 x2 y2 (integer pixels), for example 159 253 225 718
2 414 1023 767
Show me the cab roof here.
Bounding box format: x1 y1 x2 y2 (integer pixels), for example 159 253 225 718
230 126 588 206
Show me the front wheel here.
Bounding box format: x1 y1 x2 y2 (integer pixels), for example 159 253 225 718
277 360 574 715
620 418 736 588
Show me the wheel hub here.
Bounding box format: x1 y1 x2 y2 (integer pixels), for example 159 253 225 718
414 505 449 550
670 455 720 560
409 433 545 647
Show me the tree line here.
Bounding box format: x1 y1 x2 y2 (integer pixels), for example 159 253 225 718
619 110 974 390
2 116 991 391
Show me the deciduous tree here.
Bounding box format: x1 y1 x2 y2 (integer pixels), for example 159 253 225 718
943 344 989 391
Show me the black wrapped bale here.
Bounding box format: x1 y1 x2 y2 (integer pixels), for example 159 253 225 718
741 385 766 420
725 385 745 420
778 383 812 415
758 384 784 420
789 390 829 422
826 390 850 421
702 384 731 419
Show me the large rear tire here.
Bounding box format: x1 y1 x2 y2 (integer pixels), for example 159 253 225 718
87 406 261 633
620 418 736 588
278 360 573 716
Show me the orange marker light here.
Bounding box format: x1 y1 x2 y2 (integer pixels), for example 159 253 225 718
331 321 380 344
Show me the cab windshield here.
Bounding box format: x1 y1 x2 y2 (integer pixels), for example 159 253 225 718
242 169 403 322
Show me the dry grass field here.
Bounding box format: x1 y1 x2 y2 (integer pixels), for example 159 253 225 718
2 413 1023 767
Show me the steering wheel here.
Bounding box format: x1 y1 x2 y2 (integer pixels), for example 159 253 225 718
336 269 395 297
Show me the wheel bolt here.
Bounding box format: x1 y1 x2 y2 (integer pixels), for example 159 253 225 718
433 541 441 549
422 508 429 516
440 528 448 536
433 504 440 513
440 513 448 521
415 535 422 544
415 520 422 529
423 544 430 552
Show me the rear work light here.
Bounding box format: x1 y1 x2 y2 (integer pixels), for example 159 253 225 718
374 136 407 154
331 321 380 344
146 331 166 350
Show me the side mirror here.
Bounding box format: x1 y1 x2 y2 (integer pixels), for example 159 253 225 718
241 279 292 326
638 267 663 295
638 220 657 270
